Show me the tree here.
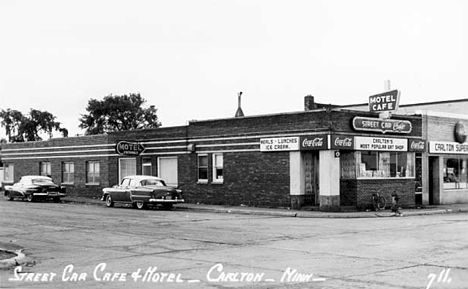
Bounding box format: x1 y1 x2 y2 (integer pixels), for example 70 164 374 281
79 93 161 135
0 109 68 142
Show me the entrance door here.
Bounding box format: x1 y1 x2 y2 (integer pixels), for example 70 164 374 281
303 152 319 206
158 157 178 187
429 156 440 205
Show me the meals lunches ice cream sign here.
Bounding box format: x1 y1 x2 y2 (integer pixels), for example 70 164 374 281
260 137 299 151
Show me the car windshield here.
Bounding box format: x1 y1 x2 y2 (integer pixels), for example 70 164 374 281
140 179 165 186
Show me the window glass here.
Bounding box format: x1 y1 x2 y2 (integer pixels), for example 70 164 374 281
40 162 51 176
129 179 139 187
62 162 74 183
87 161 100 184
213 153 224 182
444 158 468 189
142 158 152 176
119 158 136 183
352 151 415 179
198 155 208 181
121 178 131 186
4 163 14 182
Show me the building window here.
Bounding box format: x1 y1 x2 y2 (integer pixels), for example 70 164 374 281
3 163 14 182
198 154 208 182
142 158 152 176
444 158 467 189
86 161 100 184
342 151 415 179
62 162 75 184
40 162 51 176
212 153 223 183
119 158 136 183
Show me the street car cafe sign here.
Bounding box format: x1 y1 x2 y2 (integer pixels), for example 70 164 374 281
115 141 145 156
260 137 299 152
368 89 400 113
353 116 412 134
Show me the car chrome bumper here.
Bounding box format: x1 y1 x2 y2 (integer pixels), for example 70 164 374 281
148 198 185 203
34 192 65 197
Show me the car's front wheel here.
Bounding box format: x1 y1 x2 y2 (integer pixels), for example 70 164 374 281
105 195 114 207
134 201 146 210
162 203 173 210
4 192 13 201
26 194 34 202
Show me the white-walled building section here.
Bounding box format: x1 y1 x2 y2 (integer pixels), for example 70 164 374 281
319 150 341 210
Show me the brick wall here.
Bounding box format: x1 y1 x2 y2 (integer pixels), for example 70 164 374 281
179 152 291 207
426 115 462 142
341 179 416 210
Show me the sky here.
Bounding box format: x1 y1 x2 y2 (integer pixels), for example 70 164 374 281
0 0 467 138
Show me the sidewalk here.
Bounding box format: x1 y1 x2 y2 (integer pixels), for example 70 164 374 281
62 197 468 218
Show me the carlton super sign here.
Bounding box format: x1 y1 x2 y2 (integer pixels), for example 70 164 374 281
368 90 400 113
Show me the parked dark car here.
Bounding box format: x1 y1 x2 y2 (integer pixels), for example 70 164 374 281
101 175 185 210
3 175 66 202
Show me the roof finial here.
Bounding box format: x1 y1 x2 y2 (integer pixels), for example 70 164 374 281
235 91 244 117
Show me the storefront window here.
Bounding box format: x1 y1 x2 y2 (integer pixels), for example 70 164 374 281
341 151 415 179
444 158 468 189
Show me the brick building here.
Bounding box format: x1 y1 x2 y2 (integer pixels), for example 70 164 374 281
1 96 430 211
338 98 468 206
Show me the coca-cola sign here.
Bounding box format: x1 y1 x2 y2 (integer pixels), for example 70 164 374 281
300 135 328 150
408 139 426 152
331 135 354 150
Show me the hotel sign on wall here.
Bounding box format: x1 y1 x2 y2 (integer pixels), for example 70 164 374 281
260 137 299 151
354 137 407 152
115 141 146 156
353 116 412 134
429 141 468 154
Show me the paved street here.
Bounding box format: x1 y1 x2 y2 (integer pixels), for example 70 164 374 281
0 199 467 289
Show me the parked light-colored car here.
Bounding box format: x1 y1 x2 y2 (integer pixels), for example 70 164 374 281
101 175 185 210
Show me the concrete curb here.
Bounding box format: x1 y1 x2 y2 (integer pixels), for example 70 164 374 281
61 197 468 219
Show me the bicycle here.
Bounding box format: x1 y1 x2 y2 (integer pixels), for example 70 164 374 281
372 193 386 211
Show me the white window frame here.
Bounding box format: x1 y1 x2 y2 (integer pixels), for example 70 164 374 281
212 153 224 183
3 163 14 183
40 162 51 176
142 158 152 176
197 154 208 183
157 157 178 187
62 162 75 184
119 158 137 183
86 161 100 184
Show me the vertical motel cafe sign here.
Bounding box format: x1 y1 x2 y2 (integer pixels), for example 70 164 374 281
368 89 401 112
353 89 412 134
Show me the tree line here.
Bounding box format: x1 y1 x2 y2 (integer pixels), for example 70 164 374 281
0 93 161 143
